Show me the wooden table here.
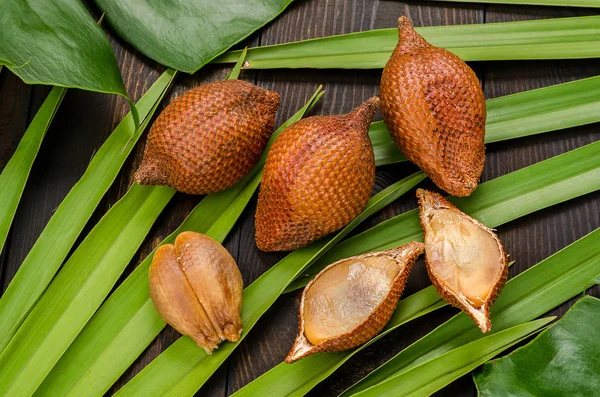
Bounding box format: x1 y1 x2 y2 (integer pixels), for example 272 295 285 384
1 1 599 395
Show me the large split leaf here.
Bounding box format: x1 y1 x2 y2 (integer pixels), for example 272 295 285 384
0 0 128 97
474 296 600 397
95 0 294 73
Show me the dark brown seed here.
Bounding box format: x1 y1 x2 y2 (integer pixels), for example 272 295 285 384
380 17 486 197
134 79 280 195
255 97 379 252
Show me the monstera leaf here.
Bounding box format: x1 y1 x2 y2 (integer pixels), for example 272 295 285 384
0 0 128 97
95 0 294 73
474 296 600 396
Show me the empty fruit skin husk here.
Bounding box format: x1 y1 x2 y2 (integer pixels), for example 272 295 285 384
148 232 243 354
255 97 379 252
417 189 508 332
380 17 486 197
135 79 280 195
286 241 425 363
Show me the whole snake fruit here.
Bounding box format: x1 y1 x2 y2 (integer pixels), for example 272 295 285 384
380 16 486 197
255 97 379 252
134 79 280 195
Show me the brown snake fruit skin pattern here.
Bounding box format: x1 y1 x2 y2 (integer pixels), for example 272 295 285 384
134 79 280 195
380 17 486 197
255 97 379 252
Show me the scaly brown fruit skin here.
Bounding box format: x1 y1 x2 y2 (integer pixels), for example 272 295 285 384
285 242 425 363
417 189 509 333
134 79 280 195
380 17 486 197
255 97 379 252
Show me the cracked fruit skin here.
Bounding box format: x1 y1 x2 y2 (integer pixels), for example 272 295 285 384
417 189 508 332
380 17 486 197
255 97 379 252
134 79 280 195
286 242 425 363
148 232 243 354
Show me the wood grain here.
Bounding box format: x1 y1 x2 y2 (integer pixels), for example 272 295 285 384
0 1 598 396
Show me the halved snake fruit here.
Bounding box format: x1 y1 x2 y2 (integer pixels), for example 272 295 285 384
417 189 509 332
285 242 424 363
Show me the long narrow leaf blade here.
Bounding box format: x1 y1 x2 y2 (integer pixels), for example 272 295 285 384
356 317 555 397
213 16 600 69
235 138 600 397
372 75 600 165
37 87 324 397
354 318 555 397
0 87 66 253
42 77 600 395
0 69 176 352
114 172 427 397
0 184 174 396
344 227 600 395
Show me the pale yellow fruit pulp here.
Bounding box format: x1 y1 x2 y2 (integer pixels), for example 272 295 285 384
425 209 502 307
303 257 399 345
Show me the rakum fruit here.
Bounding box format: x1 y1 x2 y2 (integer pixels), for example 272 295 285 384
417 189 508 332
255 97 379 252
134 79 280 195
148 232 243 354
380 17 486 197
285 242 425 363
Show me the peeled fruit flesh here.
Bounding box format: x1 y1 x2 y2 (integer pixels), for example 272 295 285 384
148 232 243 354
380 17 486 197
134 79 280 195
286 242 425 363
417 189 508 332
255 97 379 252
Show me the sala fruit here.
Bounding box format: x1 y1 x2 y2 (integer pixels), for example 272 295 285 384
255 97 379 252
135 79 280 195
380 17 486 197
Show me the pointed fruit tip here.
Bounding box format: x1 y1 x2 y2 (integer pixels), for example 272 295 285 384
395 15 430 51
476 316 492 333
349 96 379 129
398 16 412 28
285 336 311 363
